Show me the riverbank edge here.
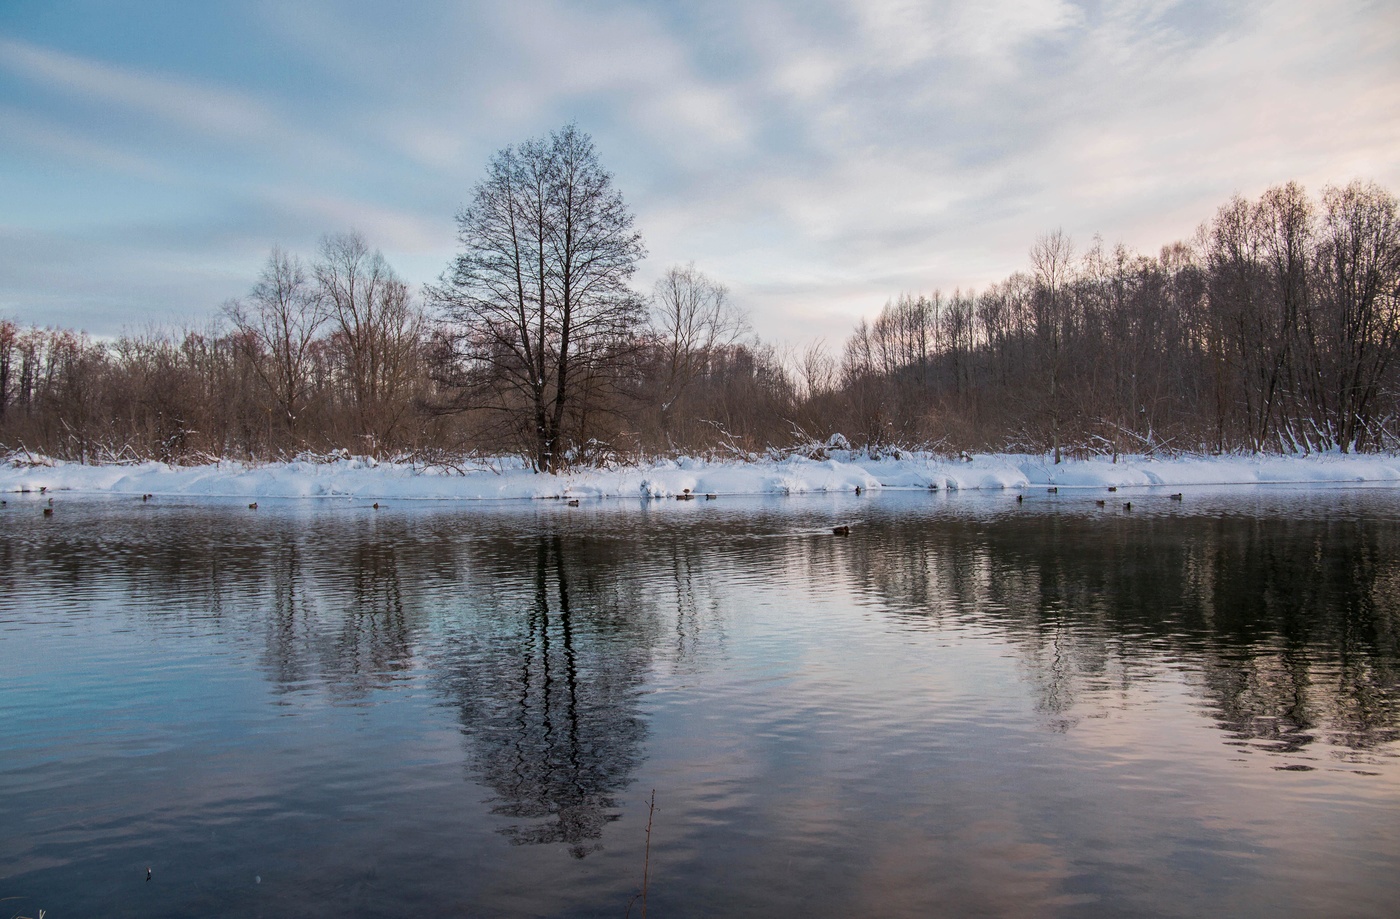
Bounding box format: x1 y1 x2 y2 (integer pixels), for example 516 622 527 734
5 450 1400 502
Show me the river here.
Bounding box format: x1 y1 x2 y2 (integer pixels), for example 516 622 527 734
2 487 1397 917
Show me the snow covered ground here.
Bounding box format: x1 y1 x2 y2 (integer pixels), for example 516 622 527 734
5 450 1400 502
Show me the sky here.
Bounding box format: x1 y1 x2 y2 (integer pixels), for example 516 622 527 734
2 0 1398 347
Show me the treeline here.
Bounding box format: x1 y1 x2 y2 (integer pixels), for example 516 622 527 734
0 232 441 463
0 248 786 466
0 259 784 465
827 179 1400 458
2 167 1397 466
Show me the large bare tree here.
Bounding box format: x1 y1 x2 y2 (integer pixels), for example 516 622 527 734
433 124 646 472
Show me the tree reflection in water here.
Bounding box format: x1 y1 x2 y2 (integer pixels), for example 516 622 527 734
437 534 653 858
6 495 1398 866
243 524 657 857
10 506 666 858
832 507 1400 755
254 525 426 702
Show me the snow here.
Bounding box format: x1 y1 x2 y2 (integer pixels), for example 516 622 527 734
5 450 1400 502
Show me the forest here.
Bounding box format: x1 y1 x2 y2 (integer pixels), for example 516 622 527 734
2 127 1397 469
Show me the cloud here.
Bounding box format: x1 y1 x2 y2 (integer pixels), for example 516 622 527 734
851 0 1084 72
1 0 1397 346
259 0 756 175
0 33 365 182
266 188 453 256
0 104 174 181
626 0 1400 342
0 35 278 141
0 225 250 335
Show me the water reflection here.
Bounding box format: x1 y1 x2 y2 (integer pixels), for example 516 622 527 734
4 493 1400 916
7 498 1400 769
437 534 653 857
2 508 658 864
830 508 1400 754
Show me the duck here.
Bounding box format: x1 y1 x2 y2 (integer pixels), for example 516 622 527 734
248 502 258 510
1170 493 1183 501
832 525 850 536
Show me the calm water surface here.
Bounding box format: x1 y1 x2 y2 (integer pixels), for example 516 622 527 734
2 487 1398 917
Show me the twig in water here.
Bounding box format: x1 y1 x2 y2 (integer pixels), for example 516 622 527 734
625 789 657 919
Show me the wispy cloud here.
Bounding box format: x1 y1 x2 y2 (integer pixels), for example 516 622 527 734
851 0 1084 72
0 36 278 140
0 103 174 181
630 0 1400 341
267 188 453 256
0 33 365 180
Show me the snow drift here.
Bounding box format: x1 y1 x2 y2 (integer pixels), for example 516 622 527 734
5 450 1400 502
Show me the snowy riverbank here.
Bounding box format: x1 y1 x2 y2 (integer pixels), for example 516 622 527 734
5 450 1400 502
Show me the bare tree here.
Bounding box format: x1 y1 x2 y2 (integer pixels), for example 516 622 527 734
1314 181 1400 451
795 339 838 398
316 232 425 456
942 289 975 396
1030 229 1075 462
223 246 326 449
433 124 646 472
0 319 16 426
1255 182 1315 448
649 263 748 444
